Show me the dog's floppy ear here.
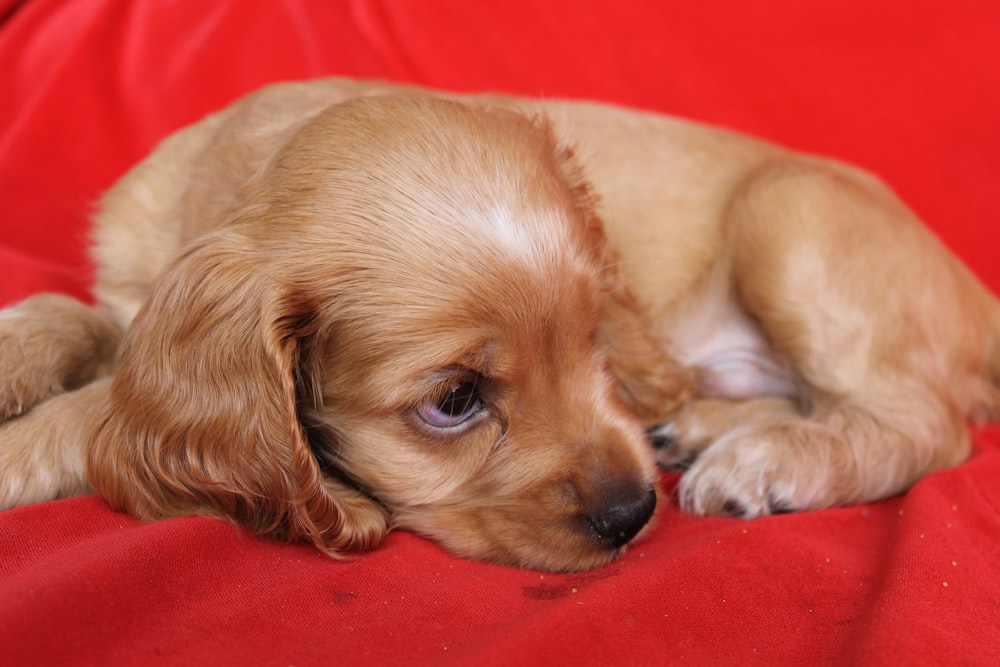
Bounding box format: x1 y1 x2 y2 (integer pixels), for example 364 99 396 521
555 142 694 425
597 283 695 424
86 230 389 554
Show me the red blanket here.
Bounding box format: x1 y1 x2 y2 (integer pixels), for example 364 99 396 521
2 1 998 664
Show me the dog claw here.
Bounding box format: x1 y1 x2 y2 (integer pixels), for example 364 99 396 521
720 498 748 518
647 424 697 470
766 495 796 515
646 424 675 450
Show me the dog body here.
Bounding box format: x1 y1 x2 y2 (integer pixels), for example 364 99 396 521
2 78 998 571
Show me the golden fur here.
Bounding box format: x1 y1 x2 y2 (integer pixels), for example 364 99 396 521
2 78 998 571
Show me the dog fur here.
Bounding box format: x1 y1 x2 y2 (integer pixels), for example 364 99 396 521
2 78 998 572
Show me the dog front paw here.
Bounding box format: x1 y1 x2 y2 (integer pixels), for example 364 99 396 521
676 425 832 518
0 383 37 420
0 294 121 421
647 424 698 470
0 350 63 421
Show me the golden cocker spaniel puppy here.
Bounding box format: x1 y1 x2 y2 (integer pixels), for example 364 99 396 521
2 79 997 572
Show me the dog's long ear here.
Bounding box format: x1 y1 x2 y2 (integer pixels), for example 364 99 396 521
555 143 694 425
85 230 389 554
597 282 695 425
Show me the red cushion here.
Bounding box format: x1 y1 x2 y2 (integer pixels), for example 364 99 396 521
2 1 999 664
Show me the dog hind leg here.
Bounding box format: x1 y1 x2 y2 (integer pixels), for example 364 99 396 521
678 160 995 517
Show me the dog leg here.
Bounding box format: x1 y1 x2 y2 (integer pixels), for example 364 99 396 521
678 400 970 516
0 294 121 419
0 378 109 508
650 397 799 470
677 160 996 517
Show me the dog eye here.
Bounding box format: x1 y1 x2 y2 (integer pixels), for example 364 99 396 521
417 378 485 430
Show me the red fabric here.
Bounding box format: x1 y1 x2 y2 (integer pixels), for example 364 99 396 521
1 1 998 664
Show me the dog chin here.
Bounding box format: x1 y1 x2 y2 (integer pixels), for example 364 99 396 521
392 513 629 573
389 479 661 572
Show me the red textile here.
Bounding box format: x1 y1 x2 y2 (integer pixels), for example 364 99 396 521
1 1 998 664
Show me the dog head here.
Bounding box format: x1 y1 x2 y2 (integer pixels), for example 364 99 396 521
86 96 686 571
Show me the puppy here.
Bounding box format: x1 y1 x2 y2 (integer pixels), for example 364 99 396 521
1 78 998 572
0 84 679 573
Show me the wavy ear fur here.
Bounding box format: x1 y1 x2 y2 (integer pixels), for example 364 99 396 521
85 230 389 554
555 141 694 425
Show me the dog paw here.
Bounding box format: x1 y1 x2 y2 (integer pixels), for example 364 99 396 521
0 359 62 421
647 424 698 470
0 294 122 421
675 426 829 518
0 366 49 421
0 391 30 421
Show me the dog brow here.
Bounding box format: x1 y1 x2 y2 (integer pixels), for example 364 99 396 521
476 203 571 271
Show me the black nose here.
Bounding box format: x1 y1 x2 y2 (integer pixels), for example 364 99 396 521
588 487 657 548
